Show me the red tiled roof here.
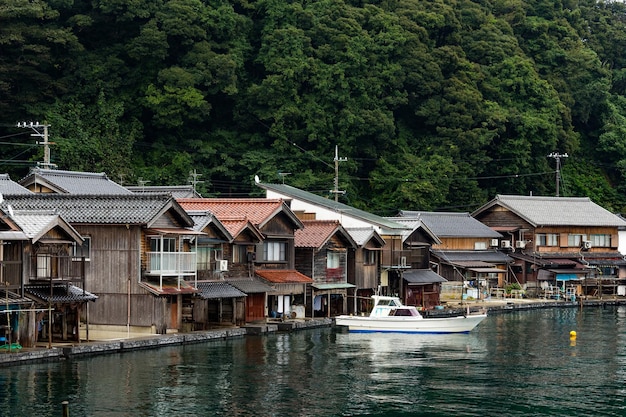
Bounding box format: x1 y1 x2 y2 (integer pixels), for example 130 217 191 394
295 220 341 248
255 269 313 284
177 198 284 226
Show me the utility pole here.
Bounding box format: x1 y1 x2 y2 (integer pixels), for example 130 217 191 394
547 152 568 197
188 169 204 193
16 121 56 169
331 145 347 202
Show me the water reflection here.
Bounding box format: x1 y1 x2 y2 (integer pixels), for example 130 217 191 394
2 308 626 416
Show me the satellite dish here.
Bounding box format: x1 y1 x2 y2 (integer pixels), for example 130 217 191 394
7 204 13 217
254 175 260 184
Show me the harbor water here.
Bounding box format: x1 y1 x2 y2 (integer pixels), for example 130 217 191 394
1 305 626 416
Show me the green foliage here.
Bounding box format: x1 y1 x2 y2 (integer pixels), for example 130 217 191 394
3 0 626 214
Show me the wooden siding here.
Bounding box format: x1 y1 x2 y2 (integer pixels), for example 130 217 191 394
432 237 495 251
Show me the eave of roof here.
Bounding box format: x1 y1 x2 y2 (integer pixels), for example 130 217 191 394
255 182 408 230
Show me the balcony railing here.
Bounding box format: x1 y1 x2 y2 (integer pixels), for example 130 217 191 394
145 252 197 276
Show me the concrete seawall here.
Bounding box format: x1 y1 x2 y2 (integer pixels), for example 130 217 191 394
2 300 624 367
0 319 332 367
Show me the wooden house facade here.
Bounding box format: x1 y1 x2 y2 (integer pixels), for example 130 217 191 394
0 208 92 348
294 220 357 317
256 181 449 310
473 195 626 298
397 211 513 301
345 227 385 314
3 194 199 336
178 198 312 320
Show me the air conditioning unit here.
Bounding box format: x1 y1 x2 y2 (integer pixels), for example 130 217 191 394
218 260 229 271
400 256 407 267
490 238 499 247
582 240 592 250
515 240 526 249
501 240 511 249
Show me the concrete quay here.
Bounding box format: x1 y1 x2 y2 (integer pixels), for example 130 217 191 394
0 318 332 367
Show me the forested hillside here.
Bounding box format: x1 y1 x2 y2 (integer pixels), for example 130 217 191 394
2 0 626 214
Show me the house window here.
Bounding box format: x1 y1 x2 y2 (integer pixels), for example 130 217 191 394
196 246 212 271
263 241 286 261
150 237 176 252
536 233 558 246
233 245 248 263
474 241 487 250
327 251 340 268
568 234 586 247
591 234 611 247
72 237 91 261
364 249 377 265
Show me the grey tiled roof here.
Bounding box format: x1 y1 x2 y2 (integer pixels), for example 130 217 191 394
473 195 626 227
345 227 385 247
0 174 32 195
127 185 202 198
227 278 275 294
20 168 131 194
431 250 513 264
398 211 501 238
403 269 447 284
25 284 98 303
10 210 60 239
196 281 247 299
2 194 189 225
256 182 408 230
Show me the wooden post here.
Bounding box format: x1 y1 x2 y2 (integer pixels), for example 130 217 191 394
61 400 69 417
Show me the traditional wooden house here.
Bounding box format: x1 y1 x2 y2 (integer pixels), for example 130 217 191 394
472 195 626 298
185 210 248 327
397 211 513 300
0 208 92 348
177 198 312 319
256 181 447 309
19 168 132 194
2 193 200 335
127 185 202 198
344 227 385 314
294 220 357 317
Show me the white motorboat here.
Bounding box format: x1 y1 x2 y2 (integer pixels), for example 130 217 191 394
335 295 487 334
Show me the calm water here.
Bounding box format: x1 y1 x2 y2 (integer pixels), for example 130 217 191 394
1 306 626 416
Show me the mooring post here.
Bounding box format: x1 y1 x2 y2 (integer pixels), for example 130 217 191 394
62 400 69 417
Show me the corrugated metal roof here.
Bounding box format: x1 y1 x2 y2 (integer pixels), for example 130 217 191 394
25 284 97 303
473 195 626 227
227 278 275 293
21 168 131 194
0 290 33 308
399 211 501 238
255 182 408 230
403 269 447 284
432 250 514 264
2 194 190 226
345 227 385 247
255 269 313 284
196 281 246 299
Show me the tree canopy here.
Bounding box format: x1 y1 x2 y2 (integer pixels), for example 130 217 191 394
2 0 626 213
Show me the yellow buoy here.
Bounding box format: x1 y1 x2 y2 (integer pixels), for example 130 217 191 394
570 330 577 339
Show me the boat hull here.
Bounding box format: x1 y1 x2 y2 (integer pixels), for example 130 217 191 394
334 314 487 334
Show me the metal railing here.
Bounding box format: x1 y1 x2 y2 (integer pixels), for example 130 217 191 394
145 252 197 276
